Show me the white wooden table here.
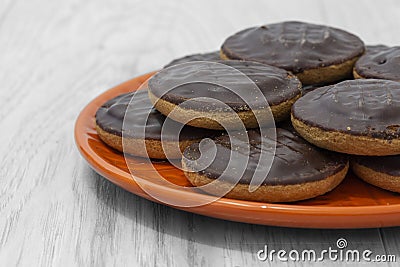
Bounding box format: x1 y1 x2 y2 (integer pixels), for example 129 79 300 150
1 0 400 266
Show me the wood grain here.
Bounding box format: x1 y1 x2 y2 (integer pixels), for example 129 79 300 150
0 0 400 266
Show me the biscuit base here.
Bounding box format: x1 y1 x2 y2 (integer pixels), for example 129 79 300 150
220 50 359 85
182 160 349 203
96 124 198 159
352 69 364 79
291 115 400 156
148 90 300 130
352 162 400 193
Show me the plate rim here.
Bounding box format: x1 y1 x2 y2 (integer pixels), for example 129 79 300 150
74 71 400 228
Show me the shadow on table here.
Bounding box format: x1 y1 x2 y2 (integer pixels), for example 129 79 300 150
88 167 400 257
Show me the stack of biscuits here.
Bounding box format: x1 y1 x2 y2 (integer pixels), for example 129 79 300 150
95 21 400 203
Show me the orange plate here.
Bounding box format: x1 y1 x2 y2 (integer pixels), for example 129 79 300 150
75 72 400 229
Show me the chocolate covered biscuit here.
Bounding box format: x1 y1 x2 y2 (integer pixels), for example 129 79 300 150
182 129 348 202
291 79 400 156
95 90 219 159
149 60 302 130
352 156 400 193
354 45 400 81
164 51 220 68
221 21 365 85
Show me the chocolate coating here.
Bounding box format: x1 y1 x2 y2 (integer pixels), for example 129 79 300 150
183 129 348 185
276 120 297 134
292 79 400 140
221 21 365 73
354 156 400 177
95 90 219 140
149 60 301 112
355 45 400 81
164 51 221 68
